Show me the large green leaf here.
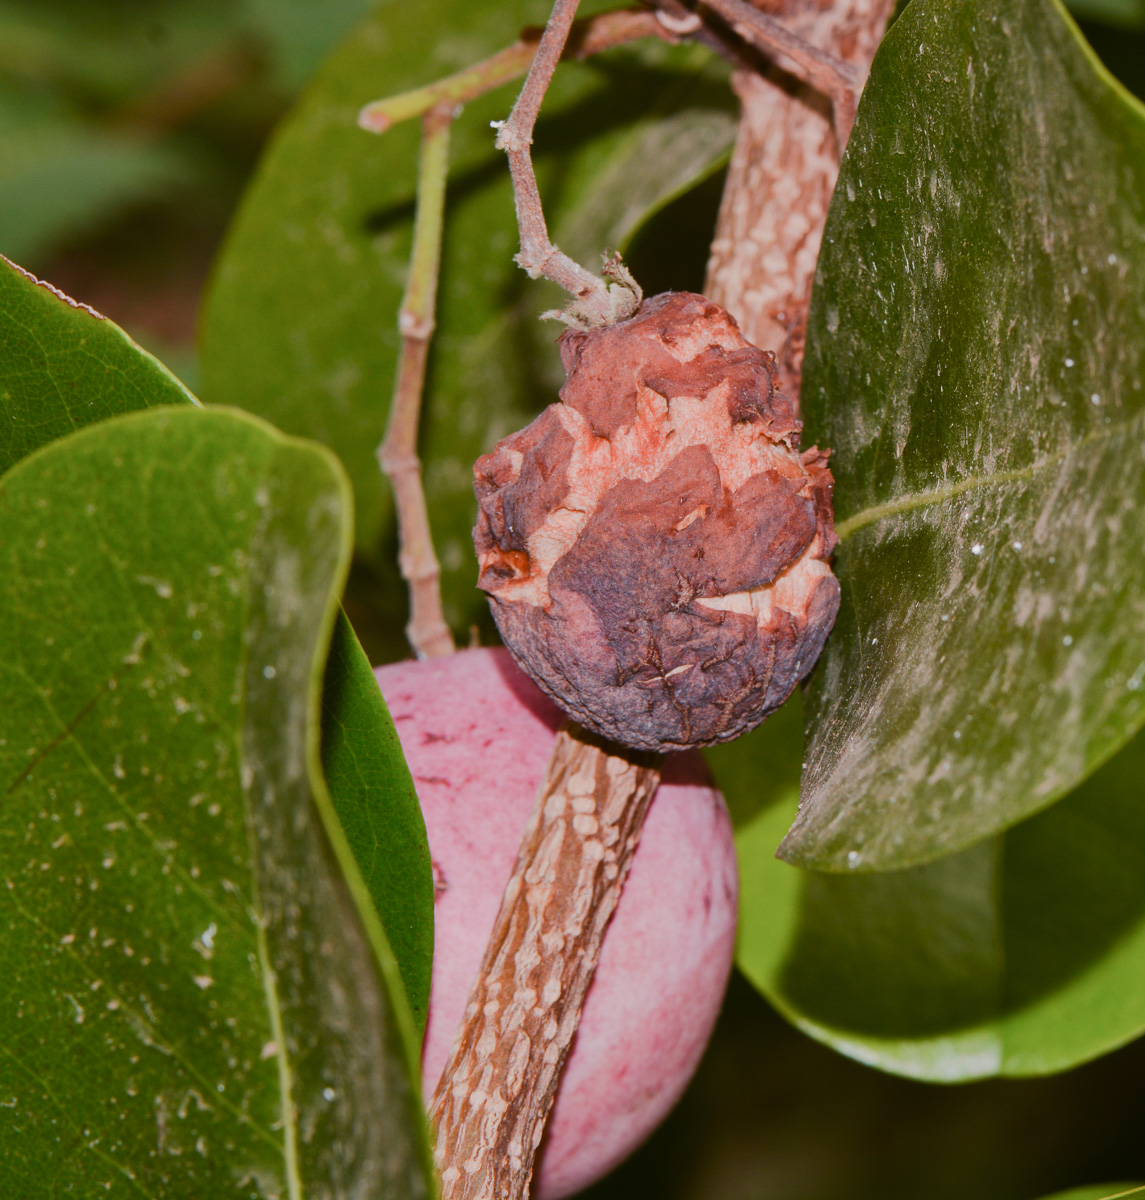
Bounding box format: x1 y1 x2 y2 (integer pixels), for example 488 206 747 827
782 0 1145 870
0 254 436 1029
714 688 1145 1081
0 254 198 473
0 406 435 1197
321 610 433 1032
200 0 734 639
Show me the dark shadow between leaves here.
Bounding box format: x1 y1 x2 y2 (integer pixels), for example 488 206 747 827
774 726 1145 1044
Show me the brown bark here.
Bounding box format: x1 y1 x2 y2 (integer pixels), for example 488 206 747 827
430 726 662 1200
704 0 896 403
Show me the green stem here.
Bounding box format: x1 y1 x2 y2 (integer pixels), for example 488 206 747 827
377 105 456 660
357 8 667 134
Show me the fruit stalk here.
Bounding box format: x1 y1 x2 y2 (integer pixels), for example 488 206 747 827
492 0 643 329
430 725 662 1200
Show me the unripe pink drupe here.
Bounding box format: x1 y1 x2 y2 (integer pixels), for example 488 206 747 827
375 648 738 1199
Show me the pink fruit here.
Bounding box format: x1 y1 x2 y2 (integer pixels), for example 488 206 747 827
375 647 738 1200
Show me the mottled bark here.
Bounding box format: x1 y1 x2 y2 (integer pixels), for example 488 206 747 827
705 0 896 403
430 727 662 1199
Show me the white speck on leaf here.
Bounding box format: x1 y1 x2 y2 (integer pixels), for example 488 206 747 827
136 576 173 599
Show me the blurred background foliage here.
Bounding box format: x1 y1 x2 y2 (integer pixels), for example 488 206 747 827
2 2 1145 1198
0 0 376 387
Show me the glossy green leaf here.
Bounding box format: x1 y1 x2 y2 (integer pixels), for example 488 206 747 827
1 252 435 1041
715 687 1145 1081
0 406 435 1197
200 0 733 639
783 0 1145 870
321 610 433 1033
0 254 198 474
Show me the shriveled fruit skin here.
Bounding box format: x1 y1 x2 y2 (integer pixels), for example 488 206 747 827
375 648 738 1200
473 291 839 753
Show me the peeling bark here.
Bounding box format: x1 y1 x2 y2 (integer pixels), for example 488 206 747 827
705 0 896 404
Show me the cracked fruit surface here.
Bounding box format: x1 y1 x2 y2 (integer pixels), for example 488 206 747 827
473 291 840 752
375 647 738 1199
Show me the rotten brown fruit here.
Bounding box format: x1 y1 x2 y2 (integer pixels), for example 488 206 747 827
473 290 840 752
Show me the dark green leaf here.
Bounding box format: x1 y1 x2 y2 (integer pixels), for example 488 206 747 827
1 252 435 1047
783 0 1145 870
715 690 1145 1080
0 254 197 475
0 406 435 1197
200 0 733 640
322 610 434 1034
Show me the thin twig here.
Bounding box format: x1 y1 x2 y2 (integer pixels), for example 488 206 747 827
378 104 456 660
362 8 672 657
431 725 662 1200
358 9 669 134
495 0 642 328
698 0 861 144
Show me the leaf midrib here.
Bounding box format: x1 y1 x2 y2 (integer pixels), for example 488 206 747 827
834 412 1135 542
234 448 303 1200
